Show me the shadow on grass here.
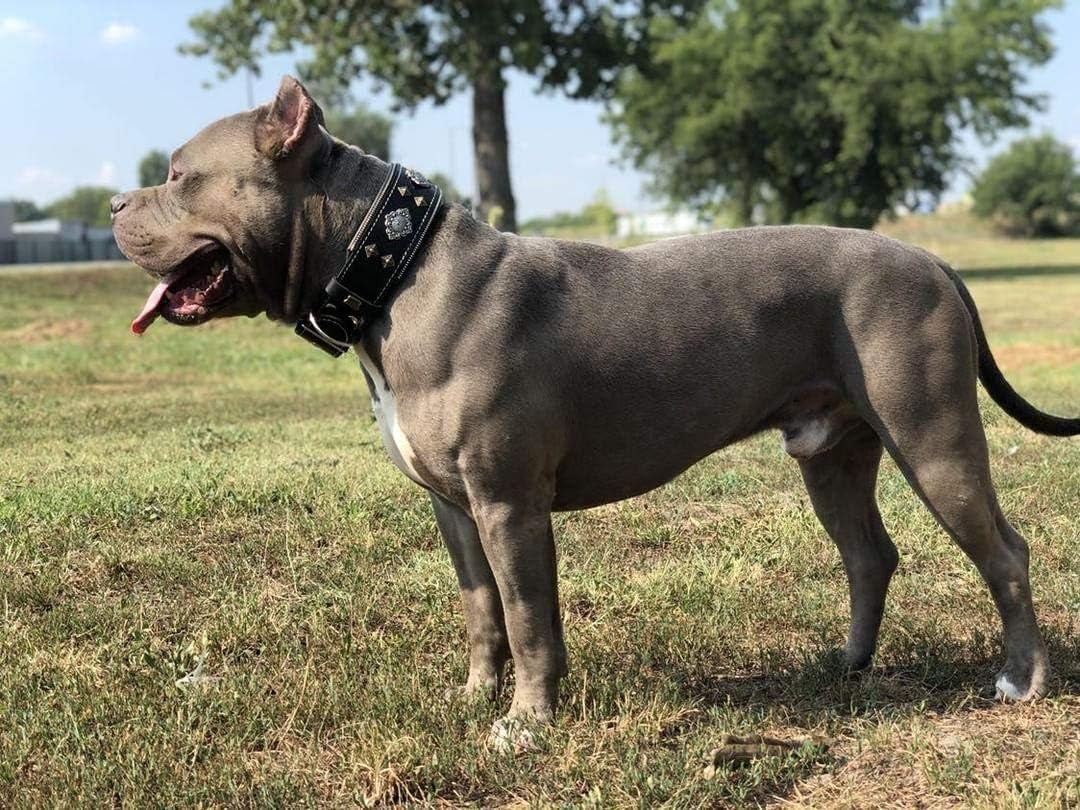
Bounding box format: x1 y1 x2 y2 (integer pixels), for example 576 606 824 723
652 631 1080 803
673 632 1080 721
957 264 1080 281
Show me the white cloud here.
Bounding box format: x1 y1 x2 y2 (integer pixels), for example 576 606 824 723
96 161 117 185
100 22 139 45
0 17 46 42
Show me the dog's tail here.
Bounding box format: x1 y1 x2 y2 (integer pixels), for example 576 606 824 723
940 262 1080 437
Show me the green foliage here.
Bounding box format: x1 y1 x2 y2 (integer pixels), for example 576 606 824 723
426 172 471 208
520 210 590 234
609 0 1059 228
972 135 1080 237
7 199 47 222
521 189 618 236
181 1 703 107
46 186 118 228
301 78 394 160
322 103 393 160
137 150 170 188
181 1 704 233
582 189 617 235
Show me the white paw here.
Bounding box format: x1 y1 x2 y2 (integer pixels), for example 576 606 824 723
488 717 540 755
995 673 1025 701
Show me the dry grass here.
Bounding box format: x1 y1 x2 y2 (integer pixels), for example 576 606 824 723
879 210 1080 271
0 230 1077 807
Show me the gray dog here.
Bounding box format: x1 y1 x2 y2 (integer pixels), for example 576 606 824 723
113 77 1078 745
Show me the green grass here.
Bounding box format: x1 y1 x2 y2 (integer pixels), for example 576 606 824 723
1 232 1078 807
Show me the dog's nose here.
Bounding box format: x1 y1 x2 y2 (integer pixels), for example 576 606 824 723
109 193 130 217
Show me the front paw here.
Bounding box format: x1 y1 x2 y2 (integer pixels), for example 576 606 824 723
841 643 875 672
994 661 1049 702
487 715 542 755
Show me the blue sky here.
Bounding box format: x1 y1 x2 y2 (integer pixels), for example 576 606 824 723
2 1 1078 219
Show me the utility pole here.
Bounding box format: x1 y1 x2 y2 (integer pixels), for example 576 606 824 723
448 127 455 189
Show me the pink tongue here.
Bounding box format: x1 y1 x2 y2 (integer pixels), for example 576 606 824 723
131 281 170 335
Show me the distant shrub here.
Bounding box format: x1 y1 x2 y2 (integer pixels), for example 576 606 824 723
47 186 118 228
520 190 617 237
972 135 1080 237
138 150 170 188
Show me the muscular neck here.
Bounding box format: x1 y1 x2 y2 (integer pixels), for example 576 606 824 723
281 137 393 321
280 135 486 352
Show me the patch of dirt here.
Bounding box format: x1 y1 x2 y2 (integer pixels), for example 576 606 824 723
995 342 1080 371
1 319 92 344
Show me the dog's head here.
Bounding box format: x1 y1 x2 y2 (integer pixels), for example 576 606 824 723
112 76 327 334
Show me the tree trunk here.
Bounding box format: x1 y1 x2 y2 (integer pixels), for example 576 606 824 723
778 183 804 225
733 155 754 226
472 66 517 232
778 193 799 224
735 180 753 226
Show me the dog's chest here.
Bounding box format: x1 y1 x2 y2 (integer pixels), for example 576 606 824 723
356 348 426 486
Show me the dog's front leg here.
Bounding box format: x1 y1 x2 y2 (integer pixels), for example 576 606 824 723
470 497 565 746
430 493 510 699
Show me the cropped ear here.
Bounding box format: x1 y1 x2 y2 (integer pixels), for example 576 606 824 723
256 75 325 159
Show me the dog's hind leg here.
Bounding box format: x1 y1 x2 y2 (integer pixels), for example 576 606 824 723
850 282 1049 700
882 428 1049 700
430 493 511 700
798 421 899 669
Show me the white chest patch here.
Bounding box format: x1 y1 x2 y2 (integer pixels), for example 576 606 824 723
356 348 426 486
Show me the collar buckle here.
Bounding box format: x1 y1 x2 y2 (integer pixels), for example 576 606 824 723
294 312 351 357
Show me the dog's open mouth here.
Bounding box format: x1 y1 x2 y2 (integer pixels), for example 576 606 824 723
131 248 236 335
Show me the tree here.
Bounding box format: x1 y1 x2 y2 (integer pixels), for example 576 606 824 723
323 104 393 160
181 0 703 232
426 172 471 209
520 189 617 236
47 187 117 227
8 199 46 222
300 77 394 158
581 189 617 235
609 0 1058 228
972 135 1080 237
138 150 171 187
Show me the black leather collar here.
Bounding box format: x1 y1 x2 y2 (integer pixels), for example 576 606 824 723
295 163 443 357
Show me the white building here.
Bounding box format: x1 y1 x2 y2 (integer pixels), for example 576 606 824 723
615 209 713 239
12 218 87 240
